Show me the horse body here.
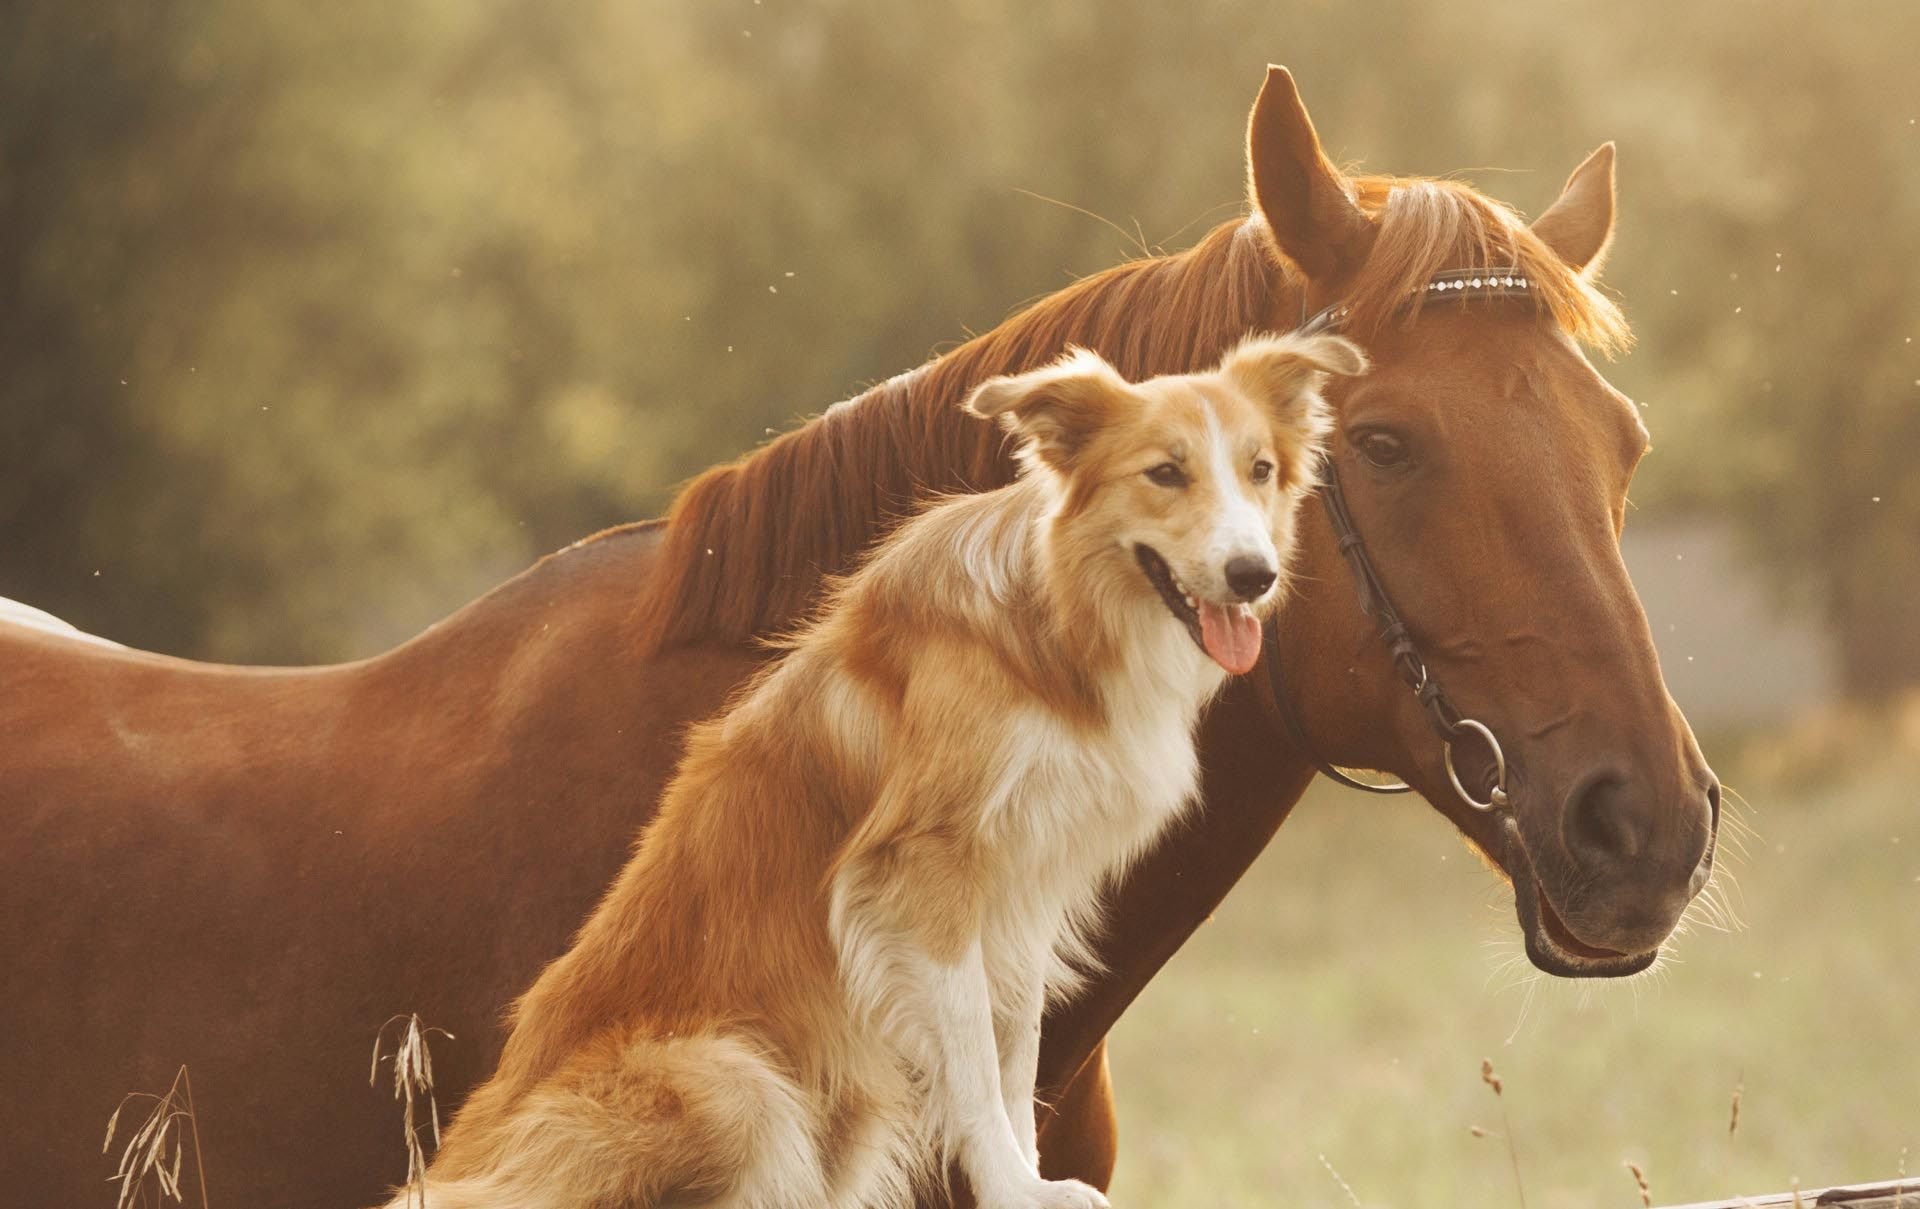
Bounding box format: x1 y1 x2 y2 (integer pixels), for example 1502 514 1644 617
1 67 1716 1208
1 526 763 1203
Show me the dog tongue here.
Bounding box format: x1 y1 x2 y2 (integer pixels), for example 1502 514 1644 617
1198 601 1262 675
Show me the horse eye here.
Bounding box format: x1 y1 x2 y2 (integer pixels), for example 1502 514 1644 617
1250 459 1275 484
1355 431 1409 469
1145 463 1187 488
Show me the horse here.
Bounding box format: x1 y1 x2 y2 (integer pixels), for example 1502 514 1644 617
0 66 1717 1208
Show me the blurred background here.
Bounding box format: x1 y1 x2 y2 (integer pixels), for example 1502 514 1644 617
2 0 1914 1204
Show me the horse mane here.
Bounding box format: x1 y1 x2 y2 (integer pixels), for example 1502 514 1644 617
629 218 1281 653
628 174 1629 654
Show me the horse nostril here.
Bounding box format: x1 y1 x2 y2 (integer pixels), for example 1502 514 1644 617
1223 555 1277 602
1563 769 1651 865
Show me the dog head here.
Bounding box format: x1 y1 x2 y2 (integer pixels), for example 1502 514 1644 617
965 332 1363 674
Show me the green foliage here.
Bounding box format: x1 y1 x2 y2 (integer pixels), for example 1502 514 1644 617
1563 2 1920 699
2 0 1915 680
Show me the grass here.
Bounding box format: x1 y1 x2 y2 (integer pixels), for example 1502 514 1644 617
102 1066 207 1209
99 1017 449 1209
370 1013 453 1209
1107 744 1920 1208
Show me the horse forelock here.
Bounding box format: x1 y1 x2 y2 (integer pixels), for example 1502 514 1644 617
629 217 1284 654
1341 175 1632 354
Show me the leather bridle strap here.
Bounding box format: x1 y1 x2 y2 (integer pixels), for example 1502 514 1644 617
1262 457 1415 795
1264 267 1533 810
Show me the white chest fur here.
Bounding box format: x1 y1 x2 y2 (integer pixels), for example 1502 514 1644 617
975 616 1225 998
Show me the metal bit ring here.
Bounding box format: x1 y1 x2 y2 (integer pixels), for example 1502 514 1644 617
1444 717 1510 812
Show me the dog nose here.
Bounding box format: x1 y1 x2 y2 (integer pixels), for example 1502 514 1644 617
1223 555 1276 602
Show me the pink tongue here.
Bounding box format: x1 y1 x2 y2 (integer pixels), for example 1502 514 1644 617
1197 601 1263 675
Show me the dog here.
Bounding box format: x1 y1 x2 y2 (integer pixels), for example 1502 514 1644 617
384 331 1363 1209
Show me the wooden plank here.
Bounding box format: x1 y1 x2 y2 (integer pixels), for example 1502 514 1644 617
1660 1178 1918 1208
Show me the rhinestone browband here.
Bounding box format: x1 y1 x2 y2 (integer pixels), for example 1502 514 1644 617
1298 266 1534 335
1423 267 1530 293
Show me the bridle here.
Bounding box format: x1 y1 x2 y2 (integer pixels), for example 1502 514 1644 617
1263 267 1538 813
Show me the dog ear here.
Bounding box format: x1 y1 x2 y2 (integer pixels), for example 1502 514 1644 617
1219 332 1365 446
964 347 1135 473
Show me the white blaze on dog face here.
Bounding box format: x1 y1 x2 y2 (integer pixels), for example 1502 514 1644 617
965 334 1363 675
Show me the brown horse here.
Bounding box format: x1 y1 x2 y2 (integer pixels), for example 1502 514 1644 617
0 67 1715 1207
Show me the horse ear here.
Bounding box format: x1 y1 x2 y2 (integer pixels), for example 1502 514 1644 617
1220 332 1364 442
1247 65 1375 282
964 348 1134 474
1531 142 1617 276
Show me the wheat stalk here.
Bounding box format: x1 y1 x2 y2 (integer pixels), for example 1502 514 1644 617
102 1065 209 1209
371 1013 453 1209
1624 1160 1652 1207
1481 1057 1528 1209
1716 1070 1747 1195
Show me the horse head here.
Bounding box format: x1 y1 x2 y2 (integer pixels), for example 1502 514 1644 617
1251 67 1719 977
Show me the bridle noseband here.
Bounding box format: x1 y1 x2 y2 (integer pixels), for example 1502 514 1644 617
1265 268 1536 813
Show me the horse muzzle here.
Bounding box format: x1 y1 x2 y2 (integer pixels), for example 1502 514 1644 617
1502 765 1720 977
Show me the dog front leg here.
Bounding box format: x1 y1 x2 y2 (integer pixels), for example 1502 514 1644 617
993 964 1046 1172
912 940 1107 1209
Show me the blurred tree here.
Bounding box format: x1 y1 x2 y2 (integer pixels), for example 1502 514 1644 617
1567 0 1920 700
0 3 222 647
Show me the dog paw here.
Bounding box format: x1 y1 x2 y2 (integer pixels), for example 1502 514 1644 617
991 1177 1110 1209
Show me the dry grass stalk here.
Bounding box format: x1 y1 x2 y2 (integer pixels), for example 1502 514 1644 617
1479 1058 1527 1209
102 1065 208 1209
1316 1152 1364 1208
371 1013 454 1209
1715 1070 1746 1197
1624 1160 1652 1207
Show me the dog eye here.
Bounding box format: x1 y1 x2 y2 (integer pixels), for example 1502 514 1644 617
1354 431 1409 469
1145 463 1187 488
1250 459 1275 484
